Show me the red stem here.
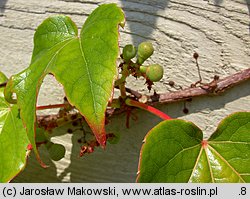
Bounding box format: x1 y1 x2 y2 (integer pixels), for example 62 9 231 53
36 104 65 110
125 98 172 120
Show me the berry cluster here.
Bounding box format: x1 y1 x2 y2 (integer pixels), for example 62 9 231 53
119 41 164 91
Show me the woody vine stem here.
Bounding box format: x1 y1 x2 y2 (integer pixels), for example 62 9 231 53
30 66 250 131
1 64 250 127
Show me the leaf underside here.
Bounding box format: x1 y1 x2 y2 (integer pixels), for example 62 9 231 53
4 4 125 163
137 112 250 183
0 72 29 182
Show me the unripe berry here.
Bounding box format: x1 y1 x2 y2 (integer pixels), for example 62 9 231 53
139 65 147 74
146 64 164 82
137 42 154 64
122 44 136 61
46 142 66 161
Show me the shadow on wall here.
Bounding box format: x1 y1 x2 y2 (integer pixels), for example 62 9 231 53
214 0 250 33
0 0 8 13
120 0 250 43
120 0 169 45
214 0 223 6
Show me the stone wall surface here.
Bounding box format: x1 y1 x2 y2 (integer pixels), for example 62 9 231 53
0 0 249 182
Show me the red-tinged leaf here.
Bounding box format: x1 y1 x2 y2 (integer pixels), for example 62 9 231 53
4 4 125 164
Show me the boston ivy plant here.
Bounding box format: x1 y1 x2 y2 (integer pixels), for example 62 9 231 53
0 3 249 183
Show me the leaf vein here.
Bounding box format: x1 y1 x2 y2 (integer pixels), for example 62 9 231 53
78 39 98 121
208 145 245 182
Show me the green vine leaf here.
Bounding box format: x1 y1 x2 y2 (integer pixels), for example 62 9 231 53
0 72 30 182
4 4 125 163
137 112 250 182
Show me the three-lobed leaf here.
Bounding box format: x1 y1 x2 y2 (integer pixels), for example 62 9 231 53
137 112 250 182
0 72 30 182
4 4 125 163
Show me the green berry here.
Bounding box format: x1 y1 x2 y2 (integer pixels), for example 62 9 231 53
122 44 136 61
137 42 154 64
139 65 147 74
46 142 66 161
146 64 164 82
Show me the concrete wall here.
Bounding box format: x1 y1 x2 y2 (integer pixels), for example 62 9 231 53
0 0 250 182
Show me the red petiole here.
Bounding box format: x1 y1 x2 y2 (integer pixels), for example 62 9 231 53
125 98 172 120
36 104 66 110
